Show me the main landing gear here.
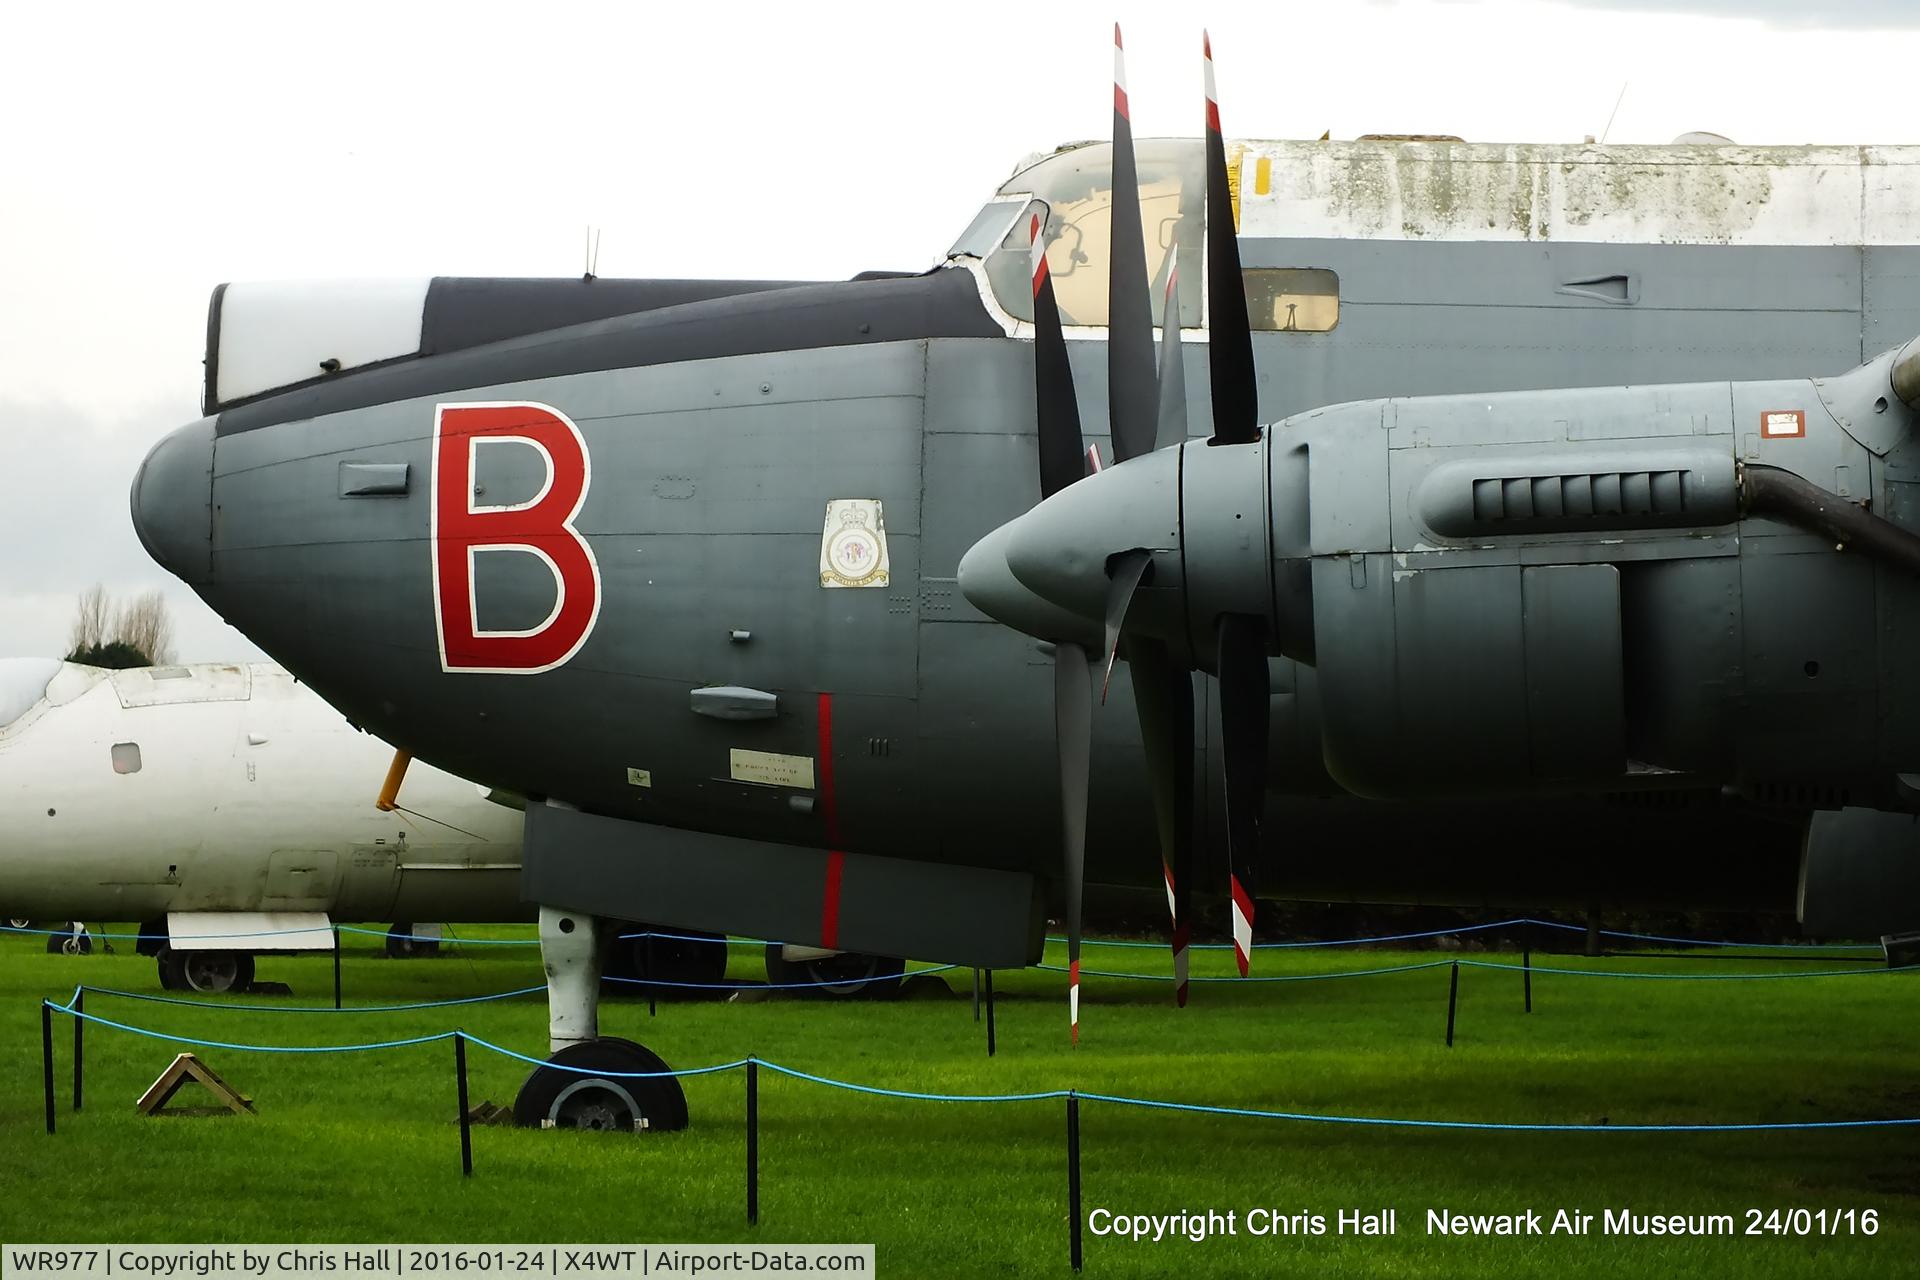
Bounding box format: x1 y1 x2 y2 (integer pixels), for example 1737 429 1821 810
512 908 688 1133
157 949 256 993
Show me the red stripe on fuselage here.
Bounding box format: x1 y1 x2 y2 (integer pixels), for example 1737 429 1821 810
817 692 846 948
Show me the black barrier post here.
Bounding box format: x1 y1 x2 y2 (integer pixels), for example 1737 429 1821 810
333 927 343 1010
454 1032 473 1177
1066 1092 1083 1272
972 968 981 1023
646 933 657 1018
746 1057 760 1225
41 1002 55 1135
985 970 996 1057
1523 948 1532 1014
1445 960 1459 1048
72 988 83 1112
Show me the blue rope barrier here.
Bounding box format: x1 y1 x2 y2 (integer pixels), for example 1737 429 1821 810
1045 920 1534 951
74 984 548 1013
8 918 1889 954
43 1003 1920 1132
336 926 535 946
756 1059 1069 1104
43 1001 455 1054
1072 1091 1920 1132
1458 959 1910 982
461 1035 751 1079
602 964 958 992
1036 960 1453 983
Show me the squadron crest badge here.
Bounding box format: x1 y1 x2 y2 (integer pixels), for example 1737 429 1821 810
819 498 891 588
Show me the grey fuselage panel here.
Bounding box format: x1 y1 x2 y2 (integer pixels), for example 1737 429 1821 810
181 243 1916 910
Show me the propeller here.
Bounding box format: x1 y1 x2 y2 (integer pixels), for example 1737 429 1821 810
1102 27 1201 1005
1201 31 1270 973
985 30 1273 1028
1028 207 1095 1041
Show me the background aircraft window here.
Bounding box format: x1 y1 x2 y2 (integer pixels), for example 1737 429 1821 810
1244 268 1339 332
0 658 63 730
111 742 142 775
976 140 1205 330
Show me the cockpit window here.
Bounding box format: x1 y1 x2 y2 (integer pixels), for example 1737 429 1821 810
0 658 62 730
957 140 1206 330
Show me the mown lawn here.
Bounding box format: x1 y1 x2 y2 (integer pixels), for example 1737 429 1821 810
0 926 1914 1278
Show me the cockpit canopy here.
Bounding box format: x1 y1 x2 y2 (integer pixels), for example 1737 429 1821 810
949 140 1205 329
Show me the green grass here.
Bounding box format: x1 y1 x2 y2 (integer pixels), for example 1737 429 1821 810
1 927 1915 1278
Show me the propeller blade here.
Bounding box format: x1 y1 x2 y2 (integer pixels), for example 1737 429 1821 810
1055 640 1093 1042
1100 548 1153 702
1032 211 1087 499
1128 640 1195 1006
1154 243 1188 452
1216 612 1269 975
1107 23 1158 465
1203 32 1258 446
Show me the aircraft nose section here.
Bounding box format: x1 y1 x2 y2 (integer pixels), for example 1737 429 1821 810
130 418 215 584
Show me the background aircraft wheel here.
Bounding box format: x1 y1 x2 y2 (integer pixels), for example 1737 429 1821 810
164 950 255 993
511 1037 688 1133
611 925 728 998
6 917 31 930
765 946 906 997
386 923 440 959
46 926 92 956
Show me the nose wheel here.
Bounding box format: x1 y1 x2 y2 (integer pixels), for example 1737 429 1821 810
516 905 689 1134
511 1037 689 1132
45 925 93 956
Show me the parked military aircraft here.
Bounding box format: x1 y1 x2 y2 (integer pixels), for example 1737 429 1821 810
128 30 1920 1128
0 659 527 988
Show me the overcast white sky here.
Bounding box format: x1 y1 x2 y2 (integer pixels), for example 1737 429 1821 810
6 0 1920 663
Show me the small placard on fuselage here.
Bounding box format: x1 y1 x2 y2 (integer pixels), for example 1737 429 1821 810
729 748 816 789
1761 409 1806 439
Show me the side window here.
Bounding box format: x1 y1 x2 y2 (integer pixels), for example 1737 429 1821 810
111 742 142 775
1245 268 1339 332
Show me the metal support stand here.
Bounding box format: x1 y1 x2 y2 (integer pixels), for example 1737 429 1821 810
41 1003 55 1135
646 933 657 1018
1523 948 1532 1013
1445 959 1459 1048
984 970 996 1057
1066 1092 1083 1272
454 1032 472 1177
746 1057 760 1225
72 989 83 1112
333 927 343 1010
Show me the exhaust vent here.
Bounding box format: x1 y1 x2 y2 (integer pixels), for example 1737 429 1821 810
1418 448 1736 538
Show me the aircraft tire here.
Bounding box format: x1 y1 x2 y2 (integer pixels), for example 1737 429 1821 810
613 926 728 998
160 949 255 994
511 1037 688 1133
386 924 440 959
764 946 906 998
6 918 31 930
45 926 92 957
